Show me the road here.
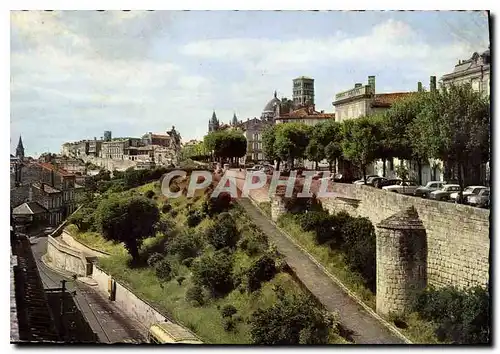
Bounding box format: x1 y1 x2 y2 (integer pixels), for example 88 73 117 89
31 236 147 344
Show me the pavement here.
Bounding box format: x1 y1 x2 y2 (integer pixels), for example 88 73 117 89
31 236 147 344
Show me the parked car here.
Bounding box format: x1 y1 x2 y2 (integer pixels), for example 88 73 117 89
370 176 388 188
353 175 379 185
468 188 490 208
382 180 419 195
378 178 402 189
429 184 460 201
450 185 487 204
414 181 447 198
246 165 263 172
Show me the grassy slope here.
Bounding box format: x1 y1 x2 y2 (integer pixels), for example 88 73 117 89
69 181 345 344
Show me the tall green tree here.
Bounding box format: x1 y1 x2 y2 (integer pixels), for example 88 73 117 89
305 139 325 170
409 83 490 199
384 92 429 183
273 123 311 169
341 116 380 183
96 195 160 263
203 130 247 164
262 124 280 168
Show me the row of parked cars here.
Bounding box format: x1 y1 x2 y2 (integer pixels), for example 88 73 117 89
351 175 490 208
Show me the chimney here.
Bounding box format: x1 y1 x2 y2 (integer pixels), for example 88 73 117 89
430 76 437 92
368 76 376 94
417 82 423 92
94 136 97 140
354 83 362 88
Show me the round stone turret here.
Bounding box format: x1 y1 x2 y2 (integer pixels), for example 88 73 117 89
376 206 427 316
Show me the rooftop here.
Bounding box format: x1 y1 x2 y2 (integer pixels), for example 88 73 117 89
32 182 61 194
13 202 48 215
35 162 74 177
278 107 335 119
371 92 415 108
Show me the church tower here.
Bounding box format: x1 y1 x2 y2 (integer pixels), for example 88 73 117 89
16 136 25 160
292 76 315 108
231 113 239 126
208 111 220 133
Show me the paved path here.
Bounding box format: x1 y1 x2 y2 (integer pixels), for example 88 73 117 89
237 198 405 344
31 237 147 343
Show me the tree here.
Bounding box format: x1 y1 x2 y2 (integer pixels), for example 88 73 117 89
341 117 379 183
384 92 429 183
205 212 240 250
204 130 247 164
249 285 335 344
305 139 325 170
95 196 160 263
262 125 280 168
410 84 490 199
312 120 343 172
274 123 311 169
192 250 234 297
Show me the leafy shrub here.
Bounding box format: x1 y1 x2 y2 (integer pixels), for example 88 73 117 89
161 203 172 213
176 276 186 286
297 211 335 245
249 285 334 344
238 231 268 257
223 318 236 332
192 250 234 297
168 231 202 260
182 257 194 268
170 209 178 218
412 286 489 344
205 213 240 250
221 304 238 318
147 253 164 267
202 193 232 217
155 259 173 281
247 254 277 292
340 216 376 291
328 211 352 249
155 218 174 235
68 207 96 232
145 190 155 199
186 209 204 227
185 285 205 307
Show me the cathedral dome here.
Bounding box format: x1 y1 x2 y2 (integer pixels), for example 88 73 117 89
262 91 281 114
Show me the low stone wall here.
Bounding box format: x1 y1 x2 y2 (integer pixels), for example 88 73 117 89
320 183 490 289
91 266 166 331
46 236 93 276
91 266 202 342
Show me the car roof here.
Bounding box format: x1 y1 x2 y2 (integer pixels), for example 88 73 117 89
465 185 487 189
443 184 460 187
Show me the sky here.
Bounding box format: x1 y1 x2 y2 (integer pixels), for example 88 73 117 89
10 10 490 157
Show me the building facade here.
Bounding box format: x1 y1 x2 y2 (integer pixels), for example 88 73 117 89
441 49 490 96
332 75 440 183
239 118 271 163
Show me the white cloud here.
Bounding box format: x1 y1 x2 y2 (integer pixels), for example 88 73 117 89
180 19 487 77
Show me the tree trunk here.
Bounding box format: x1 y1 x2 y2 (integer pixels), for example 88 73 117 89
382 158 386 177
315 160 318 170
276 159 281 171
457 162 464 204
126 239 140 265
328 161 332 173
417 160 423 185
362 164 367 184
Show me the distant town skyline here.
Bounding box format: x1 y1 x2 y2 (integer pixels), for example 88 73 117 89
11 10 489 157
